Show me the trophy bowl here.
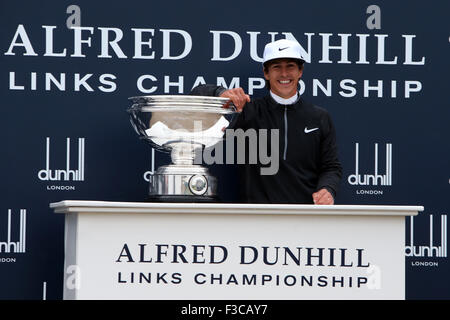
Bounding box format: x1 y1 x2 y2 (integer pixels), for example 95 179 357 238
128 95 237 202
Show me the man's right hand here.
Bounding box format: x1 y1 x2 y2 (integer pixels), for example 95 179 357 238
220 88 250 112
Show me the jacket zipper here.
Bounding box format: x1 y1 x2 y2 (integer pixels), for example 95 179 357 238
283 107 288 160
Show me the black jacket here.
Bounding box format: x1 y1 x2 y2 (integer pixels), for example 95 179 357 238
191 85 342 204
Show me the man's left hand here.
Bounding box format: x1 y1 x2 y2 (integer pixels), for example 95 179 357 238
312 188 334 205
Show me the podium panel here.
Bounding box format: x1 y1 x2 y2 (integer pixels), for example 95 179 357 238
50 201 423 300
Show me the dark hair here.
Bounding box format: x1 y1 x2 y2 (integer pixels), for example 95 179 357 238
263 58 304 90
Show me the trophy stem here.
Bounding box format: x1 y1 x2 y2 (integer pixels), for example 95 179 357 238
168 142 202 166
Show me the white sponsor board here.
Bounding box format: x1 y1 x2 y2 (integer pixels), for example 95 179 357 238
51 201 422 300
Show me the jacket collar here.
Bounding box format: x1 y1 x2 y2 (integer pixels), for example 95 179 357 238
267 91 302 108
270 91 299 105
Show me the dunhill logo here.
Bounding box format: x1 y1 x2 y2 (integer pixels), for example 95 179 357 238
0 209 27 253
406 214 447 258
38 137 85 181
347 143 392 186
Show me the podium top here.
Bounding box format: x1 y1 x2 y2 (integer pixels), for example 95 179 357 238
50 200 423 217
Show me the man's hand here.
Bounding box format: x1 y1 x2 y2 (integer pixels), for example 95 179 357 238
312 188 334 205
220 88 250 112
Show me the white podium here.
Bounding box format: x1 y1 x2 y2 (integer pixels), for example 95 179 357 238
50 201 423 300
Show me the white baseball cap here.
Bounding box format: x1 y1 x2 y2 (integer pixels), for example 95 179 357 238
262 39 305 65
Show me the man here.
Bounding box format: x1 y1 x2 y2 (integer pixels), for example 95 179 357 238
191 39 342 204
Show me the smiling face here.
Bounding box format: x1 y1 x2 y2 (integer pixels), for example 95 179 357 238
263 58 303 99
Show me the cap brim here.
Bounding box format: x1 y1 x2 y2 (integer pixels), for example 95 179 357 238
262 57 306 66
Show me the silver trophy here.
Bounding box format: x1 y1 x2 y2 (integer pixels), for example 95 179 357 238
128 95 236 202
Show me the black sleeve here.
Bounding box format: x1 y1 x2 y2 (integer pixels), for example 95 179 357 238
190 84 227 97
316 112 343 199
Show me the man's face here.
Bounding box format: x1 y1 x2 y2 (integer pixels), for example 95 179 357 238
263 58 303 99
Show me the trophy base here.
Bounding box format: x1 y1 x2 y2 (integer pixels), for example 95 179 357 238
147 194 219 203
148 165 218 202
